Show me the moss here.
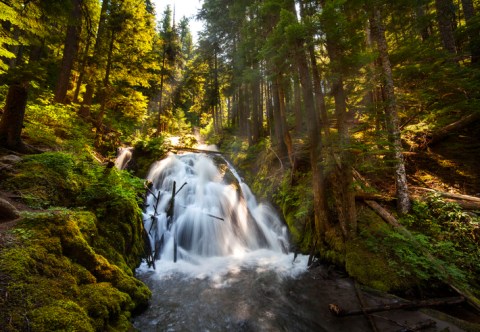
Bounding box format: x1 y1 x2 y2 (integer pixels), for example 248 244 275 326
2 152 86 208
131 136 169 178
78 283 132 330
344 206 420 292
0 209 150 331
29 300 94 332
345 239 411 292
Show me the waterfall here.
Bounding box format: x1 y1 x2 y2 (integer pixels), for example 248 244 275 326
143 152 293 271
115 147 133 170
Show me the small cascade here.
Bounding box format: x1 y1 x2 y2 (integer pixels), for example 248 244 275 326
115 147 133 170
143 152 289 266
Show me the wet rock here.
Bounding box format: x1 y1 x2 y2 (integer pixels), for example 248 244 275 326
0 197 20 221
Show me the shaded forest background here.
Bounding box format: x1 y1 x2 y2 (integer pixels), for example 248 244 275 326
1 0 480 330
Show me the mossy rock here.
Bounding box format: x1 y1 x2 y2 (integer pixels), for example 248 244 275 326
29 300 94 332
345 239 412 292
344 206 419 292
0 210 150 331
78 283 132 330
2 152 86 208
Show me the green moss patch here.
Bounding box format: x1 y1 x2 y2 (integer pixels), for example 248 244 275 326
0 210 150 331
0 151 152 331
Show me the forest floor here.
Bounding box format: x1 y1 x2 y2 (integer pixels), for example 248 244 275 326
406 123 480 196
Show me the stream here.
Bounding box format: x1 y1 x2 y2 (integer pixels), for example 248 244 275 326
131 151 467 332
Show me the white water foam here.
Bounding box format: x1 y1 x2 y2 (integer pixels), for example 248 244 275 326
141 152 308 282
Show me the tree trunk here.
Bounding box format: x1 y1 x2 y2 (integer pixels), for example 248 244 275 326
293 0 330 240
276 77 294 166
415 2 431 41
435 0 457 54
460 0 480 64
54 0 82 103
156 48 167 135
0 82 29 152
308 43 330 140
73 41 91 103
79 0 109 116
324 48 357 238
370 8 411 214
271 79 289 162
97 29 115 127
293 75 303 135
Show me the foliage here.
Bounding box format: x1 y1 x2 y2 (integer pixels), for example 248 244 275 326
21 93 95 152
400 195 480 290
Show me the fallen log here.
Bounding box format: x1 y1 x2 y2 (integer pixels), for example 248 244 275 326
425 112 480 147
410 193 480 210
329 296 465 317
355 192 396 203
412 186 480 203
364 200 402 228
444 199 480 210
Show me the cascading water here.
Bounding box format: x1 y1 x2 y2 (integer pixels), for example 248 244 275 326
143 152 290 266
133 151 461 331
115 147 133 170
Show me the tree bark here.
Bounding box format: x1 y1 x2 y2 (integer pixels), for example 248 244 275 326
293 0 331 240
54 0 82 103
435 0 457 54
370 8 411 214
461 0 479 64
0 82 29 152
322 33 357 238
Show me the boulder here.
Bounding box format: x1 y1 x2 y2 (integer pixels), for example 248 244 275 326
0 197 20 222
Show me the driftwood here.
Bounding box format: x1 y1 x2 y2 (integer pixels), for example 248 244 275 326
425 112 480 147
354 281 379 332
329 296 465 317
